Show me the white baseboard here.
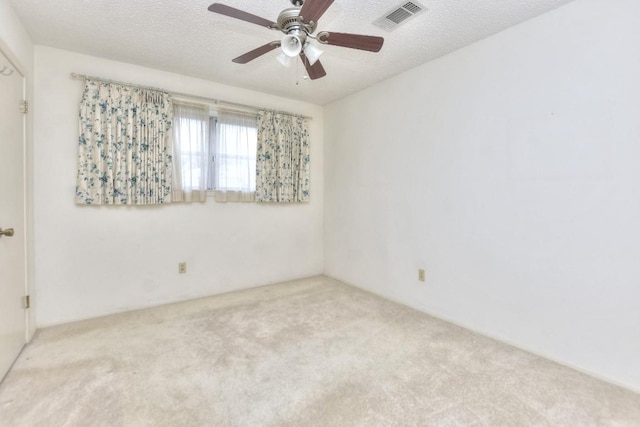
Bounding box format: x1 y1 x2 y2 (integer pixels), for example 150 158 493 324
329 275 640 395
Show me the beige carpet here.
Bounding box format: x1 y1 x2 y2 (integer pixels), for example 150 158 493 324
0 276 638 426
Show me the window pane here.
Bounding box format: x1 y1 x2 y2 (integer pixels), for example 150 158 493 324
215 113 258 192
172 103 210 198
178 116 207 189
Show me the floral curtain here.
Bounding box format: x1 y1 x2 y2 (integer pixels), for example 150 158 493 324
255 111 310 203
75 79 173 205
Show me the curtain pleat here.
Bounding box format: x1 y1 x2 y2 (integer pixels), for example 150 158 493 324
255 111 310 203
75 79 173 205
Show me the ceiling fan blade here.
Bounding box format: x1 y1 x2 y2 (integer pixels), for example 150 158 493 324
208 3 276 29
300 52 327 80
318 32 384 52
233 42 280 64
299 0 335 24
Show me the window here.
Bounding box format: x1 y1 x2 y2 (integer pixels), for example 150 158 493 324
211 112 258 202
172 103 210 202
172 104 258 202
210 113 258 193
176 114 209 189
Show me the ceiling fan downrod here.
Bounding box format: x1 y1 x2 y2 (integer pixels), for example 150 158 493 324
290 0 304 6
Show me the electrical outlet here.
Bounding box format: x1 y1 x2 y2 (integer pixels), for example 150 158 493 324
178 262 187 274
418 268 426 282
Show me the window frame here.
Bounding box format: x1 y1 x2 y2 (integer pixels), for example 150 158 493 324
205 109 258 196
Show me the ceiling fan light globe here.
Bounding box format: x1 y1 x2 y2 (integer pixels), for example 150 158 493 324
281 34 303 57
303 43 324 66
276 52 293 67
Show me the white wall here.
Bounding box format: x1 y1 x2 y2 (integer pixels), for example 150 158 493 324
324 0 640 391
0 0 36 339
33 46 323 326
0 0 32 66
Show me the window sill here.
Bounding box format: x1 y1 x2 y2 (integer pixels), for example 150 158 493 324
207 190 257 203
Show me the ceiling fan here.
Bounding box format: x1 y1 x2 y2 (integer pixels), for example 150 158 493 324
208 0 384 80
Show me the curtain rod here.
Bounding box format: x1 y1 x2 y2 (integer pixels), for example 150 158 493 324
70 73 312 121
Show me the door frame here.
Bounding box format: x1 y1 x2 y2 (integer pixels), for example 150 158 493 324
0 37 30 344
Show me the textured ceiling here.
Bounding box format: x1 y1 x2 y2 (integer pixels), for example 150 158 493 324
9 0 574 105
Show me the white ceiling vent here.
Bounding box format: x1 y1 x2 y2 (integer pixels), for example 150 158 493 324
373 1 426 31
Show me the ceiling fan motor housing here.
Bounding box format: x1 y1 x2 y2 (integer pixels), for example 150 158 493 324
277 7 317 36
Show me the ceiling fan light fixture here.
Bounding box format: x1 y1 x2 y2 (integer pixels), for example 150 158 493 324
303 42 324 66
281 34 303 57
276 52 293 67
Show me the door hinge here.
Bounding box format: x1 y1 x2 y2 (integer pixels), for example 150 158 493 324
23 295 30 309
20 100 28 114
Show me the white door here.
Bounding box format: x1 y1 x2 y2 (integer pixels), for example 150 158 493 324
0 47 27 381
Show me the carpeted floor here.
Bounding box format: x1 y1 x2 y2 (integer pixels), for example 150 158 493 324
0 276 638 426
